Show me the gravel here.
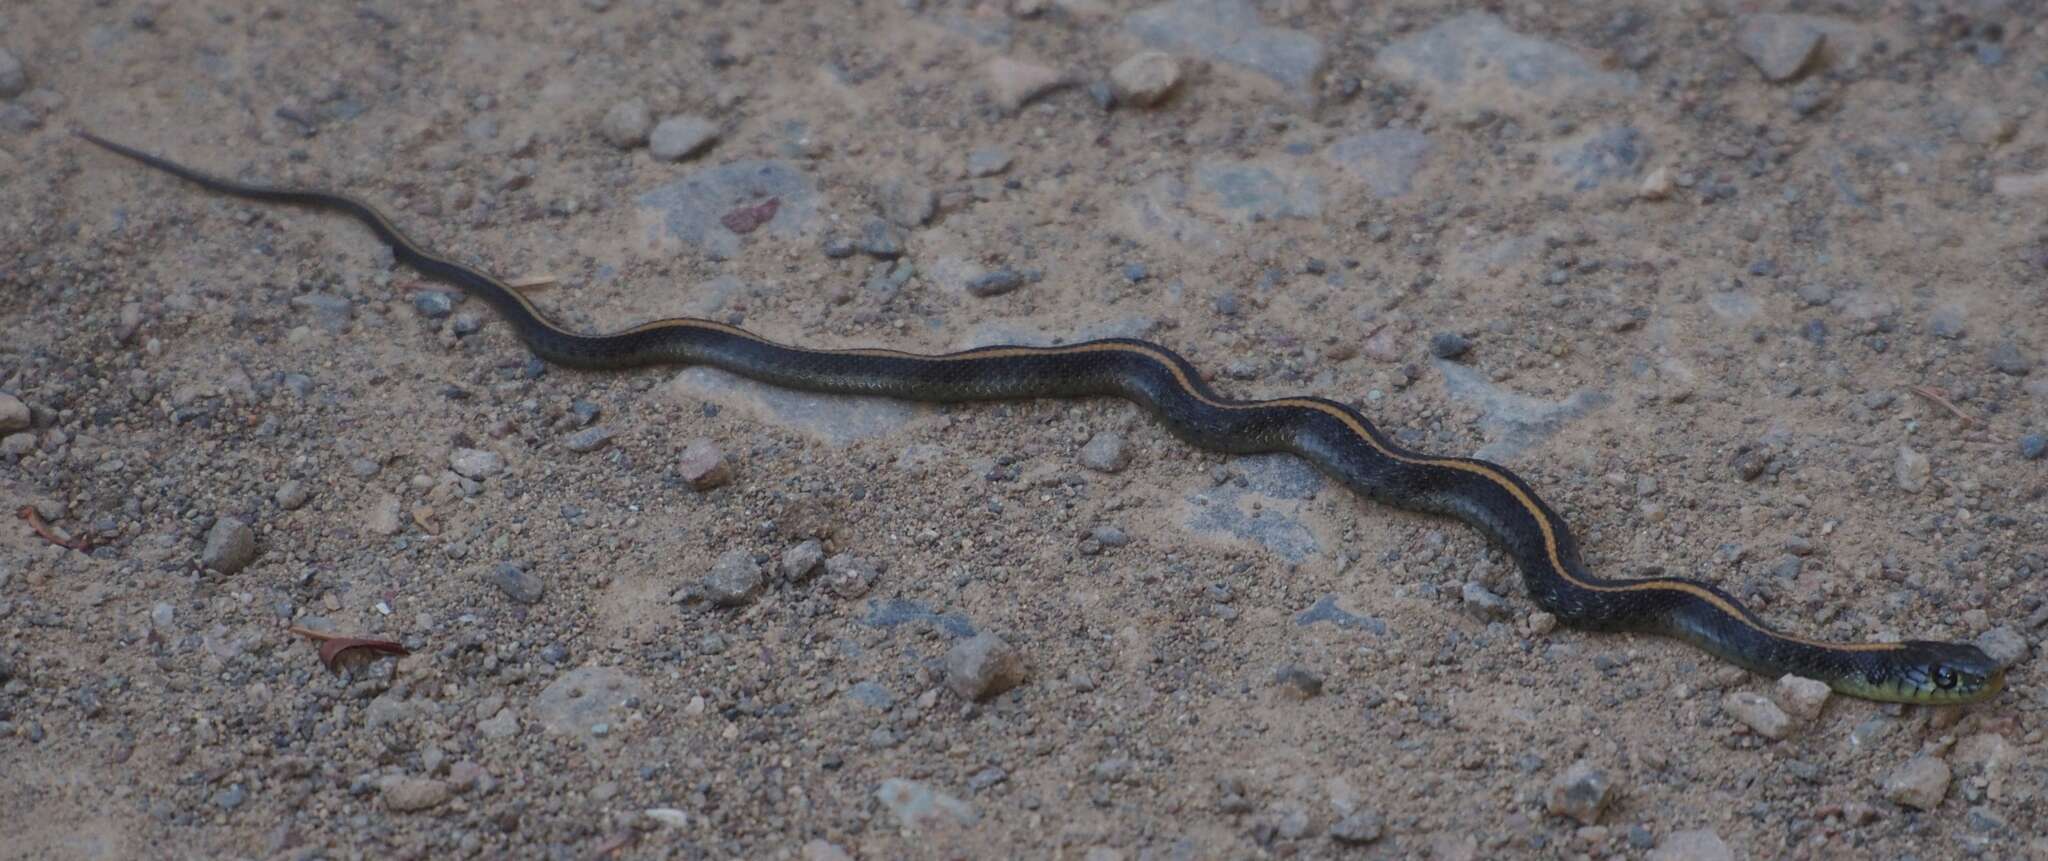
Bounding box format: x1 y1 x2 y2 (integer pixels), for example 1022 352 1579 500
488 562 545 605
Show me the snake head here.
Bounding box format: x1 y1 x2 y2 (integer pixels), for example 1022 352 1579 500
1847 641 2006 705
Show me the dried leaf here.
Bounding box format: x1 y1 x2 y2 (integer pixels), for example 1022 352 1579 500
16 505 91 553
289 625 409 672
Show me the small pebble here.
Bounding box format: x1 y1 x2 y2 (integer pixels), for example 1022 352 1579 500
702 549 764 607
649 115 719 162
1109 51 1181 107
781 539 825 581
450 448 504 479
600 99 653 148
985 56 1065 112
1773 675 1831 722
944 632 1027 701
1881 755 1952 811
1974 626 2028 666
563 426 615 453
379 776 453 812
823 553 878 599
1460 582 1511 622
273 480 311 511
450 311 484 336
1329 810 1383 844
1649 829 1733 861
1736 15 1824 83
202 517 258 574
1893 446 1930 492
1271 664 1323 699
0 393 28 432
857 219 905 259
1988 341 2035 376
1429 332 1470 359
1721 691 1793 739
2019 434 2046 460
678 438 731 489
1078 432 1130 473
965 147 1012 178
489 562 545 605
1545 760 1612 824
965 269 1025 298
1637 167 1672 200
411 290 455 319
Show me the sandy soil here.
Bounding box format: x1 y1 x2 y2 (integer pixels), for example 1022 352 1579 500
2 1 2045 858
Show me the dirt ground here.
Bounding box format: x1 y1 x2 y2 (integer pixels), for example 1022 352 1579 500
3 1 2045 858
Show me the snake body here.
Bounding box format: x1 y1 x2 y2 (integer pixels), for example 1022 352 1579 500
75 131 2004 704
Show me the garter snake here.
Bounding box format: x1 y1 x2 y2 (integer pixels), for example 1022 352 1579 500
74 131 2005 705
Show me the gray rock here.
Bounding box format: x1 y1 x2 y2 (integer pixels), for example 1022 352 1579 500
1376 13 1632 116
703 549 765 607
1429 332 1470 359
1437 361 1610 462
1545 760 1612 824
1881 756 1951 810
1974 626 2028 666
212 784 248 811
1547 127 1650 191
1721 691 1793 739
1078 432 1131 473
964 269 1025 298
0 49 24 99
563 425 616 453
600 99 652 148
1325 129 1431 199
489 562 545 605
1894 446 1930 492
379 776 452 812
781 539 825 581
875 778 978 829
862 598 977 637
823 553 879 599
273 480 311 511
965 147 1012 178
202 517 257 574
944 633 1026 701
857 218 906 259
1736 14 1826 82
477 708 519 739
2020 434 2047 460
1330 810 1384 844
1928 307 1967 339
983 56 1066 112
1110 51 1182 107
1125 0 1324 96
1295 595 1387 635
635 160 822 260
649 115 719 162
1460 582 1511 622
666 367 921 447
1649 830 1733 861
0 394 28 432
532 666 648 738
847 681 895 710
1989 342 2035 375
1191 160 1321 223
411 290 455 319
450 448 504 480
1271 664 1323 699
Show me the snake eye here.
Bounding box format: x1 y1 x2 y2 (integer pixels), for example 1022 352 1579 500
1934 667 1958 690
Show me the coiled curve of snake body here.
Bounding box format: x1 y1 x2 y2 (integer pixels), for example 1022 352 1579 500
74 131 2006 704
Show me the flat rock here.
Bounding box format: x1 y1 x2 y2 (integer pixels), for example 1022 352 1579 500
1376 13 1632 117
1324 129 1431 199
1648 829 1733 861
379 776 452 813
1736 14 1826 82
532 666 649 739
636 160 822 260
664 366 923 447
1124 0 1324 96
1881 755 1951 810
488 562 545 605
1110 51 1181 107
1436 361 1610 463
1183 453 1324 561
1294 595 1387 635
861 598 976 637
1189 159 1321 223
649 115 719 162
1721 691 1792 739
1545 126 1651 191
449 448 504 480
875 778 978 830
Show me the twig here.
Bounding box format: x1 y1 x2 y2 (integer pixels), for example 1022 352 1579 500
16 505 92 553
1907 385 1975 427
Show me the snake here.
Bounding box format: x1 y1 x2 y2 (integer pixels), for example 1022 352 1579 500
73 130 2005 705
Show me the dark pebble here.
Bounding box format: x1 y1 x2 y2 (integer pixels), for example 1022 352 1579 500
489 562 545 605
2020 434 2046 460
412 290 456 319
1429 332 1471 359
965 269 1025 298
